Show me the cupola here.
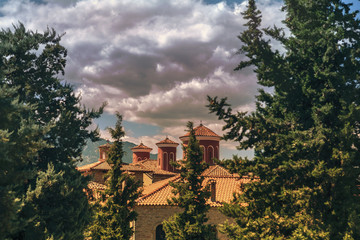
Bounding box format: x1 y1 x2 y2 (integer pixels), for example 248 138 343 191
179 123 220 165
98 142 111 162
156 137 179 172
131 143 152 163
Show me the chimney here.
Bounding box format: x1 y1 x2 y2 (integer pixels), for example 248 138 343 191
210 180 216 202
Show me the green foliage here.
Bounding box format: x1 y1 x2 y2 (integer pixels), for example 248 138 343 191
163 122 218 240
208 0 360 239
0 23 103 239
89 113 141 240
22 163 91 240
0 84 48 238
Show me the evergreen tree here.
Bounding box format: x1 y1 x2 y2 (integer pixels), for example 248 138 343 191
89 113 141 240
208 0 360 239
0 84 48 237
0 23 103 239
163 122 217 240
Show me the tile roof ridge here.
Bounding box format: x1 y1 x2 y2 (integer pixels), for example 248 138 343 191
91 161 103 168
77 161 103 171
206 165 221 175
205 175 240 179
138 175 181 202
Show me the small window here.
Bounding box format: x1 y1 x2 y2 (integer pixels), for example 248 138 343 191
156 224 166 240
169 152 174 161
200 145 205 162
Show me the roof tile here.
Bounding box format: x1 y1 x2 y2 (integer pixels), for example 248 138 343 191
180 124 220 138
137 173 251 207
131 142 152 150
156 137 179 145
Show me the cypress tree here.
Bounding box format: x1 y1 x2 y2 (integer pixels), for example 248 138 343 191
89 113 141 240
208 0 360 239
163 122 217 240
0 23 103 239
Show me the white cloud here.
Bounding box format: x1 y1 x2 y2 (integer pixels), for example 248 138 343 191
0 0 285 159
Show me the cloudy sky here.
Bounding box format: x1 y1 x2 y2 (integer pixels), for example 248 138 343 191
1 0 359 159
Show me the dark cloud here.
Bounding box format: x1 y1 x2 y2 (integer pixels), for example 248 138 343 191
0 0 284 129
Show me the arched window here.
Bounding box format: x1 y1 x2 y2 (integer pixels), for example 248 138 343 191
163 152 168 170
102 152 106 160
170 152 174 161
156 224 166 240
169 152 175 171
207 146 214 164
200 145 205 162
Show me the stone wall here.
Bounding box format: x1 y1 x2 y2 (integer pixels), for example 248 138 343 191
133 205 230 240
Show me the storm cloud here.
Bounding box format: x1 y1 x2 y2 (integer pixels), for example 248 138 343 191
0 0 285 156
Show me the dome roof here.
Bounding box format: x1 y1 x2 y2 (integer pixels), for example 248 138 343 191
156 137 179 146
131 142 152 150
180 124 220 138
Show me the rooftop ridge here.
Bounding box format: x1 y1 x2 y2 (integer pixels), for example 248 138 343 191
131 142 152 150
138 175 181 202
156 137 179 145
180 124 220 138
204 165 221 175
77 161 103 171
136 174 247 207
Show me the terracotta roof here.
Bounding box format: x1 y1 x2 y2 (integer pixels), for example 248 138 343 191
136 159 177 176
88 181 106 190
92 161 111 170
122 163 152 172
201 165 239 177
131 143 152 150
77 161 103 172
78 158 176 176
180 124 220 138
156 137 179 145
141 175 181 196
137 171 250 207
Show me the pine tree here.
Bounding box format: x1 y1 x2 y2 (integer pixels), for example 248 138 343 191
0 23 103 239
89 113 141 240
163 122 217 240
208 0 360 239
0 84 48 238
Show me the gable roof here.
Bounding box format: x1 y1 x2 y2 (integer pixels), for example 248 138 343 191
137 165 249 207
201 165 239 177
77 161 103 172
137 175 250 207
92 161 111 170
